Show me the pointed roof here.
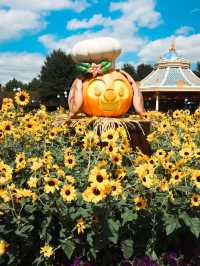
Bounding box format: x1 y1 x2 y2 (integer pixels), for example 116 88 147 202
140 41 200 92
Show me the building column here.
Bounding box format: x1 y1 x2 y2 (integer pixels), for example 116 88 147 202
155 92 160 111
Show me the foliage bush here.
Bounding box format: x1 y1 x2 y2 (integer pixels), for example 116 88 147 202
0 93 200 265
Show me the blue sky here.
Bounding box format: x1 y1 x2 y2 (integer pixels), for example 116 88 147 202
0 0 199 84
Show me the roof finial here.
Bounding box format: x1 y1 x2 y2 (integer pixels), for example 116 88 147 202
169 38 176 52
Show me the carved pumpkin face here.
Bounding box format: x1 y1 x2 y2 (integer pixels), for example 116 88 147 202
82 70 133 117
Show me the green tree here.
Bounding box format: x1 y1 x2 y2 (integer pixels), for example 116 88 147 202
121 63 139 81
137 64 153 81
39 49 77 102
193 62 200 78
5 78 25 91
28 78 42 91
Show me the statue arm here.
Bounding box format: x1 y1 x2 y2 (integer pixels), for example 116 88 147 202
68 77 83 118
119 70 146 117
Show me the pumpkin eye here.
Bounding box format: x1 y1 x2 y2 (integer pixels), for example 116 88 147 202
114 80 129 98
88 80 105 97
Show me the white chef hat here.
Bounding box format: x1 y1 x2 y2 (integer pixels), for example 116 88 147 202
71 37 122 64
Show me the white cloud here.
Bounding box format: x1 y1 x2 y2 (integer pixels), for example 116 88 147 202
110 0 161 28
191 8 200 13
175 26 194 36
40 0 161 57
67 14 112 30
0 0 89 12
138 34 200 63
0 0 90 42
0 53 44 84
0 9 45 42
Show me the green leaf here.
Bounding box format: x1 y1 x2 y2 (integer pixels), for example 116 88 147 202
61 240 75 259
121 209 137 226
190 218 200 238
179 212 191 227
108 219 120 244
165 216 181 236
87 231 94 247
121 239 133 258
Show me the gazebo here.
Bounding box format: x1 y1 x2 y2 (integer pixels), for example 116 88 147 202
139 42 200 111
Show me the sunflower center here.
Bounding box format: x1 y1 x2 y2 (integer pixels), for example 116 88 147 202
114 157 119 162
184 152 189 156
112 185 116 191
93 188 100 196
65 190 71 195
197 176 200 182
68 159 73 164
19 158 24 162
142 177 146 182
137 202 142 207
108 134 113 140
174 175 179 180
5 125 11 130
48 181 56 186
109 146 113 152
193 197 198 202
96 175 103 182
20 95 26 101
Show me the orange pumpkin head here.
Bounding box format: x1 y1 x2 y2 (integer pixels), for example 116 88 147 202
82 70 133 117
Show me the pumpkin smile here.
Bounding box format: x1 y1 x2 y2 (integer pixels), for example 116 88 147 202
99 99 119 111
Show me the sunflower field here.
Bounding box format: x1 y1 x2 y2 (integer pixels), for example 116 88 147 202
0 91 200 266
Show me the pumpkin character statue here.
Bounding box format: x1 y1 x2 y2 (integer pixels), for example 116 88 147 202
68 37 145 118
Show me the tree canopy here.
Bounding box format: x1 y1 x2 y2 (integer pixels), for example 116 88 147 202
5 78 27 91
39 49 77 100
122 63 153 81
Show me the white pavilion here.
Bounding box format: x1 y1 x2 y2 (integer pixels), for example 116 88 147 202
139 42 200 111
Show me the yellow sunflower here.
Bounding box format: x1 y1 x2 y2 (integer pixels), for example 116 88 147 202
83 131 99 149
15 90 30 106
76 217 85 234
64 147 73 157
82 184 107 203
133 196 146 210
64 155 76 169
0 240 9 256
110 180 122 197
179 147 193 160
0 161 13 185
88 167 109 185
44 178 61 194
104 141 118 155
101 128 119 143
27 176 38 188
0 189 11 202
191 170 200 189
40 245 54 257
60 184 77 202
0 131 4 141
160 178 169 192
135 163 154 178
111 152 122 165
139 174 156 189
15 152 26 171
2 120 13 133
48 127 60 140
190 194 200 207
155 149 166 159
65 175 75 184
170 171 183 186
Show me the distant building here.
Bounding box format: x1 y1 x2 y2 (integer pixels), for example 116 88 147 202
139 41 200 111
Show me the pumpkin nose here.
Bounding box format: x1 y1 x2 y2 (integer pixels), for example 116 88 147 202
103 89 117 103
